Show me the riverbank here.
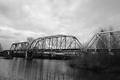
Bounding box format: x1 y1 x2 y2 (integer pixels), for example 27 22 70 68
68 53 120 80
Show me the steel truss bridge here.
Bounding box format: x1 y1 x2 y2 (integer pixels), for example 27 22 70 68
1 31 120 60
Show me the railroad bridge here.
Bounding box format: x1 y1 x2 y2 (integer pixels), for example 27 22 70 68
3 35 83 59
1 31 120 59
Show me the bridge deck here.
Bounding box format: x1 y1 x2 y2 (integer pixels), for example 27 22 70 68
0 49 120 60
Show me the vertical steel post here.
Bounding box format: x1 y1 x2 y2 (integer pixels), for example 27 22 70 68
56 37 58 49
65 36 66 49
52 38 54 49
60 37 62 49
48 38 51 49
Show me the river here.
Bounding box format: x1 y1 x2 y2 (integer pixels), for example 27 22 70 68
0 57 119 80
0 58 74 80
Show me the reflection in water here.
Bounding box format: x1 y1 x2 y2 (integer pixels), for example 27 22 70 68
0 58 73 80
0 58 119 80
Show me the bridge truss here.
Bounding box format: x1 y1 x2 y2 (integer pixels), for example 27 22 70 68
86 31 120 53
28 35 83 51
1 31 120 59
10 42 29 50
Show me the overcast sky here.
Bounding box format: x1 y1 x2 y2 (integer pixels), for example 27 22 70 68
0 0 120 49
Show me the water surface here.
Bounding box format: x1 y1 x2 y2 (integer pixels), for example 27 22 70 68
0 58 73 80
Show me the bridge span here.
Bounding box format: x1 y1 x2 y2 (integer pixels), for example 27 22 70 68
1 31 120 60
1 35 84 59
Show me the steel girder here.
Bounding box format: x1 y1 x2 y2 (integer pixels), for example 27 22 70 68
28 35 83 50
86 31 120 49
10 42 29 50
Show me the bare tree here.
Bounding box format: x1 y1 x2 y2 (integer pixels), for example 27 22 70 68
27 37 34 44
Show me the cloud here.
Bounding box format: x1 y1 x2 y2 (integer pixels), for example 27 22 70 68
0 0 86 34
0 26 45 47
0 26 46 49
0 0 119 49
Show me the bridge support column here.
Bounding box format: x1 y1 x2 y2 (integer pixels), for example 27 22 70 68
25 51 33 60
6 51 13 59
